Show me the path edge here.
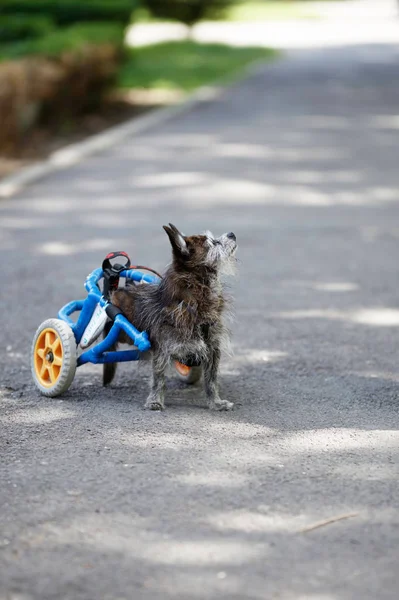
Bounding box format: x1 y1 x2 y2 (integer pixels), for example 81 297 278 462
0 57 273 199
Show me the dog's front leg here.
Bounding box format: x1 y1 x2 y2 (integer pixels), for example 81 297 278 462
145 353 166 411
204 347 234 411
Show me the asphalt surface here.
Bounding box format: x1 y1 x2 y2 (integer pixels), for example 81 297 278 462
1 42 399 600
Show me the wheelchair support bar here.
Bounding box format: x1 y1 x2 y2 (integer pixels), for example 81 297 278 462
58 267 154 366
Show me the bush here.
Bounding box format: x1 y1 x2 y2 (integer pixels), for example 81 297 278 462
0 0 137 154
0 15 55 42
1 0 140 26
141 0 236 27
0 22 125 60
0 42 122 153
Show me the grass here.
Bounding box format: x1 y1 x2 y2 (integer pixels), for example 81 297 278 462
0 22 124 61
118 40 277 92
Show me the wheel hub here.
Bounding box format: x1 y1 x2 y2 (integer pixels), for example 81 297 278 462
45 350 54 363
33 327 63 387
175 361 191 376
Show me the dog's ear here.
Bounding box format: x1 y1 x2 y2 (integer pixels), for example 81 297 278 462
163 224 189 256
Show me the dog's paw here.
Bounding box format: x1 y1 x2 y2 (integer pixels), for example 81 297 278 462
209 399 234 411
145 399 164 411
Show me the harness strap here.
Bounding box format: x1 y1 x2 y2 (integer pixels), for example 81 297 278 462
102 251 131 300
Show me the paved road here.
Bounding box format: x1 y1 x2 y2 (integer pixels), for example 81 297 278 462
1 42 399 600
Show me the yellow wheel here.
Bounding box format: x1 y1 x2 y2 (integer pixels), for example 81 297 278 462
174 361 202 385
31 318 77 397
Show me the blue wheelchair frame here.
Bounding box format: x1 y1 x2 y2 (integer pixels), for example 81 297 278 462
58 268 158 367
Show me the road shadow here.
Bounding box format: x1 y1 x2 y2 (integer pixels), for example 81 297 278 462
1 41 399 600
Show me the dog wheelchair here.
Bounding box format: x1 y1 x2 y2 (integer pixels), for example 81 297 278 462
31 252 202 397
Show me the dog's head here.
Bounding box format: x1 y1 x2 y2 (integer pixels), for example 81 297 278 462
163 224 237 275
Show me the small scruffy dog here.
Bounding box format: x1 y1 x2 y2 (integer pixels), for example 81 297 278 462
103 224 237 411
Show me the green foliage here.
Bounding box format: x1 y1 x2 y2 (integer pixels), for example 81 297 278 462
0 14 55 42
0 0 140 25
133 1 329 23
0 22 125 60
225 1 321 21
118 40 277 91
0 0 135 61
141 0 236 27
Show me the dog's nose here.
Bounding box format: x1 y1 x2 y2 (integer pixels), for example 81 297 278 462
227 232 236 241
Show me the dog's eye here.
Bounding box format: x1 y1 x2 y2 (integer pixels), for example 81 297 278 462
212 240 220 246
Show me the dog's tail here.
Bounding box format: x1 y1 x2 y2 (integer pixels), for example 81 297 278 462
103 320 117 386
